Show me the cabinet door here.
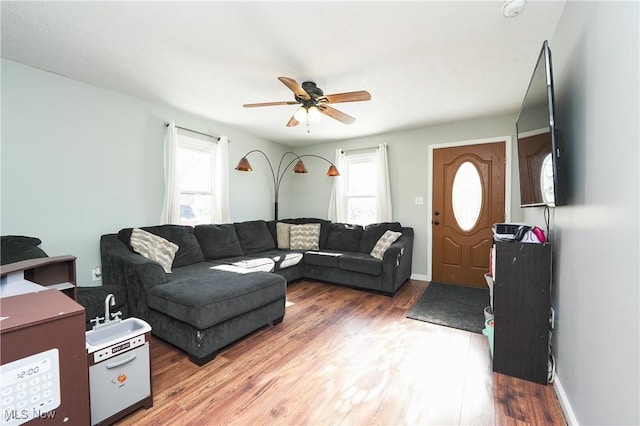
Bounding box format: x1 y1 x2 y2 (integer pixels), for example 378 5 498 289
493 242 551 384
89 344 151 424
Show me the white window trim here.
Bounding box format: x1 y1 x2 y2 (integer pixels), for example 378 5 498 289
162 121 230 225
329 144 392 225
345 152 377 225
176 134 216 226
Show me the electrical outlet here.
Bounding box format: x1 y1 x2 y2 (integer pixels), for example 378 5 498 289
91 266 102 282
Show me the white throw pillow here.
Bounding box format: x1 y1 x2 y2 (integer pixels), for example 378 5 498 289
370 230 402 260
130 228 179 273
276 222 292 249
289 223 321 250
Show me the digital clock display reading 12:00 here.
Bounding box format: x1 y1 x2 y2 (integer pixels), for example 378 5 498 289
2 357 51 386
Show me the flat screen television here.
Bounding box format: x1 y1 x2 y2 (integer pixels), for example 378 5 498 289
516 40 566 207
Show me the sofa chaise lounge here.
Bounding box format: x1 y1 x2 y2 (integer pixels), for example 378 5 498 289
100 218 413 365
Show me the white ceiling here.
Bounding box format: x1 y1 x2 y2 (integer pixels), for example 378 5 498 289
1 1 566 147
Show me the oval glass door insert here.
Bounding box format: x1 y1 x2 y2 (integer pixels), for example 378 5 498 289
452 161 483 231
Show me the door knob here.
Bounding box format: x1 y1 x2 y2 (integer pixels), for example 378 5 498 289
433 220 440 225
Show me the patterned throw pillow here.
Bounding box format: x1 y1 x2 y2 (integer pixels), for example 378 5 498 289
276 222 293 249
370 230 402 260
289 223 321 250
130 228 179 273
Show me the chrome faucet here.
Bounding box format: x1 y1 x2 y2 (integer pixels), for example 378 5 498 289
104 293 115 324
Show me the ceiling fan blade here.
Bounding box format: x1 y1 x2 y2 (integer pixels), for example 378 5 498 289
243 101 298 108
317 105 356 124
286 115 300 127
322 90 371 104
278 77 311 100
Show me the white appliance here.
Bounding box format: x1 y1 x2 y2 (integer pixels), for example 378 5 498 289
87 323 152 425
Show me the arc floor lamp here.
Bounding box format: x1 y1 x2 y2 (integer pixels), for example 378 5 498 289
235 150 339 220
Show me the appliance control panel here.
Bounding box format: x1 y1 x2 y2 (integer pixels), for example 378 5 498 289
92 334 147 363
0 349 61 426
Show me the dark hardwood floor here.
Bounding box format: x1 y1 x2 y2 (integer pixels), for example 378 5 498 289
116 279 566 425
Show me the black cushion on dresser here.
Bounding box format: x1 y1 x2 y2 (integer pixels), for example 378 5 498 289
0 236 48 265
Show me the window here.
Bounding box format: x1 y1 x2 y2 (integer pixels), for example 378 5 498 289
176 134 216 226
344 152 377 225
328 144 392 225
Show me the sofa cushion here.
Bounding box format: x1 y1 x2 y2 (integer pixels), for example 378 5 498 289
276 222 293 249
194 224 244 260
370 230 403 260
290 223 320 250
118 225 205 267
326 223 363 252
147 268 285 329
359 222 403 253
130 228 179 273
339 253 383 276
234 220 276 254
280 218 331 249
304 251 342 268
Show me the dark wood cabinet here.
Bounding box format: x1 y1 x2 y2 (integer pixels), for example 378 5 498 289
492 242 551 384
0 255 77 299
0 290 90 425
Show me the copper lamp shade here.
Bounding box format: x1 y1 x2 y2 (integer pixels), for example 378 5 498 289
293 160 308 173
235 157 252 172
326 165 340 176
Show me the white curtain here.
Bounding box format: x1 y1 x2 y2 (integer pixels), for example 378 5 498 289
215 136 231 223
375 143 393 221
327 149 347 222
160 121 180 224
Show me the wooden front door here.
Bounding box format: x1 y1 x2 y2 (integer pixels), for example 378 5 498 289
432 142 505 287
517 131 552 206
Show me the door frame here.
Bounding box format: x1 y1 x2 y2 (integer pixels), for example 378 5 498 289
426 135 513 282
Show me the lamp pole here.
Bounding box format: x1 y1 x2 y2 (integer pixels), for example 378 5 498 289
235 150 339 220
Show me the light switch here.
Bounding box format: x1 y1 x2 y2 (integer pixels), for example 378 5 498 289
415 196 424 206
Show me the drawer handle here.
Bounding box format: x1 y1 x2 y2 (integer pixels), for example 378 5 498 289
106 354 137 369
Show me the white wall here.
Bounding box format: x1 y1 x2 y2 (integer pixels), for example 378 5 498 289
1 59 286 286
0 58 520 284
525 2 639 424
284 114 522 279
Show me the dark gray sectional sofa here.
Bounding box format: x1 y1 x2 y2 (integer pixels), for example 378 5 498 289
100 218 413 365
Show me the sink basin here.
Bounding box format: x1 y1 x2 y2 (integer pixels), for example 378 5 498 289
86 317 151 351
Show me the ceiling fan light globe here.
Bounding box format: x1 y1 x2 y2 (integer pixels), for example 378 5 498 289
307 106 321 123
293 106 307 122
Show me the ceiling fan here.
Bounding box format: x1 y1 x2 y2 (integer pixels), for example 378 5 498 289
243 77 371 129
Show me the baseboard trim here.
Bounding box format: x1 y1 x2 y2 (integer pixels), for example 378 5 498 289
554 374 579 425
410 273 428 282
